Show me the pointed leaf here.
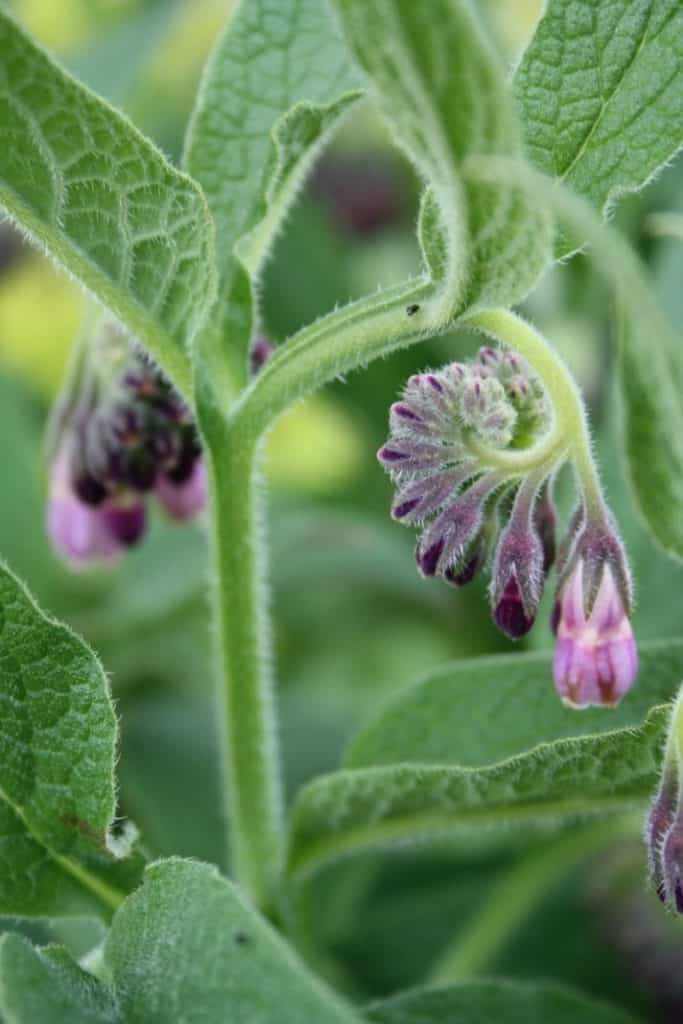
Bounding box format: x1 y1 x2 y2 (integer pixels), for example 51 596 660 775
515 0 683 241
0 563 141 918
184 0 361 381
0 10 215 398
346 641 683 769
104 859 364 1023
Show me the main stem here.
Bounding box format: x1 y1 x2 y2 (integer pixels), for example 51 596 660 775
202 406 284 913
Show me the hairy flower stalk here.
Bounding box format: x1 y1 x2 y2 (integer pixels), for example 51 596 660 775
645 688 683 913
46 320 206 567
379 312 638 707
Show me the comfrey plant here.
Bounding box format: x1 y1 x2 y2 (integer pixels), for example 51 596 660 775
0 1 682 1022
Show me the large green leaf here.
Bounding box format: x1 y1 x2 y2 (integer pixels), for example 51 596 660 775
184 0 361 384
346 641 683 768
0 563 141 918
331 0 551 314
0 9 215 396
0 860 368 1021
366 980 641 1024
287 705 664 880
515 0 683 228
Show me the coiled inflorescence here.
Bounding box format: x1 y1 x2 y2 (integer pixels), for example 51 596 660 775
378 344 637 708
47 322 206 567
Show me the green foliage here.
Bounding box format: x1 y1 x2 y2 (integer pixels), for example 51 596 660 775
366 980 641 1024
0 563 139 918
346 642 683 768
0 9 215 397
331 0 550 316
0 0 682 1019
184 0 360 384
0 859 365 1023
288 704 666 880
0 935 118 1024
515 0 683 240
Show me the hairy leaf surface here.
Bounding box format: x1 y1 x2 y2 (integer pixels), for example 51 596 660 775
346 641 683 768
515 0 683 231
184 0 360 382
0 564 140 917
332 0 551 314
0 9 215 396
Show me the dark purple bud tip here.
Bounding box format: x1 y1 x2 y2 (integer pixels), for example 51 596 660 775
550 599 561 636
73 470 108 507
102 503 147 547
393 497 421 520
392 403 422 422
445 552 481 587
378 446 408 464
416 537 444 577
493 576 535 639
250 336 274 375
426 375 443 392
657 880 667 904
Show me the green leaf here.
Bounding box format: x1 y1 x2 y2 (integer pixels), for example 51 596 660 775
0 9 215 397
366 980 641 1024
0 563 141 918
287 642 683 879
331 0 550 314
346 641 683 768
617 297 683 561
0 935 118 1024
515 0 683 225
104 858 364 1023
184 0 361 384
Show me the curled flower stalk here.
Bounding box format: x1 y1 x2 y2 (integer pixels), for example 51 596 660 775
46 320 207 568
378 308 638 707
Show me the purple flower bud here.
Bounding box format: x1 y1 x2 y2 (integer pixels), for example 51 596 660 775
100 501 147 547
416 475 498 578
156 458 208 522
47 455 123 568
250 336 274 375
444 544 483 587
645 766 679 902
662 823 683 913
490 515 544 640
553 560 638 708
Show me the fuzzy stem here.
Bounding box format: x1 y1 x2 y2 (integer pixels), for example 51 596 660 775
201 402 284 913
464 309 605 515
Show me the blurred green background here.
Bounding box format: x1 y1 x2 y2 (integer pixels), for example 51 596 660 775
1 0 683 1018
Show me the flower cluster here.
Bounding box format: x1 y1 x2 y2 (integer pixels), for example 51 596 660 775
47 322 206 568
378 346 637 707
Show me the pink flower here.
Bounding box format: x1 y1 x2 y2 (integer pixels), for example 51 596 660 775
47 453 146 569
155 458 207 522
553 559 638 708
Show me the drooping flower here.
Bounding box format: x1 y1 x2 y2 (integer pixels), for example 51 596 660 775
156 457 208 522
378 341 639 707
46 320 207 567
552 557 637 708
644 687 683 913
46 451 144 568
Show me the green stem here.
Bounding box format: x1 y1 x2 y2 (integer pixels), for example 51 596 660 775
429 815 639 983
235 277 435 436
201 406 284 913
464 308 605 516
